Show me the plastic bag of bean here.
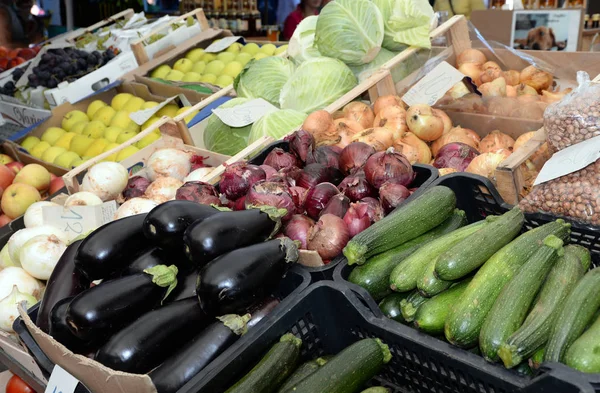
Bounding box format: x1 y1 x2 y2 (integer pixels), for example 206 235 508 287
519 159 600 226
545 72 600 152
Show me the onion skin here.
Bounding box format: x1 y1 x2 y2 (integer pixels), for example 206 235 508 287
307 214 350 261
379 180 411 213
343 102 375 130
284 215 315 249
520 66 553 93
431 125 481 156
395 132 432 165
146 148 192 182
406 104 445 142
433 109 453 135
364 148 414 188
304 183 339 219
302 110 338 146
479 77 507 97
339 142 375 175
373 106 407 139
479 130 515 154
245 181 296 220
306 146 341 169
343 203 372 238
459 63 483 86
339 174 375 202
433 142 480 171
504 70 521 86
297 163 343 189
360 197 384 222
260 165 278 179
176 181 221 205
220 163 266 200
351 127 395 151
145 177 183 203
480 68 504 84
288 186 308 213
81 162 129 202
321 194 350 218
333 119 364 149
373 95 405 116
122 176 151 201
285 130 315 162
263 148 300 170
466 149 511 182
457 49 487 67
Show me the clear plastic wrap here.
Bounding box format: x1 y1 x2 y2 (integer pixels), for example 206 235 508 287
544 72 600 152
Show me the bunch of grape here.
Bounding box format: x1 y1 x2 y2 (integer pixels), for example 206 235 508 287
0 65 29 96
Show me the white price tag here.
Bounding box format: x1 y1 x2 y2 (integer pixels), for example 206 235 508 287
534 135 600 186
44 365 79 393
402 61 465 107
129 95 178 125
204 36 243 53
42 201 118 238
212 98 278 127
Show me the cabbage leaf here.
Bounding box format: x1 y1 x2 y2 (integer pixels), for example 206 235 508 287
234 57 295 107
287 16 321 64
248 109 307 144
203 98 253 156
372 0 434 50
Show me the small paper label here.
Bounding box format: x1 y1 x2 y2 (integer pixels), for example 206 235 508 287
204 36 243 53
402 61 465 107
44 365 79 393
129 95 179 125
42 201 118 237
211 98 277 127
534 135 600 186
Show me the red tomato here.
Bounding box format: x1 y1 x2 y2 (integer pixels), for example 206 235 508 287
6 375 35 393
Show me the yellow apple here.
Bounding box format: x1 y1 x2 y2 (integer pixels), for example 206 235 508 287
110 111 136 130
122 97 145 113
127 122 140 133
173 58 194 73
41 146 66 163
151 64 171 79
103 126 123 143
157 104 179 118
259 43 276 56
165 70 185 81
13 164 50 191
199 74 217 84
116 146 140 161
53 132 77 150
62 110 89 131
176 107 199 124
205 60 225 76
182 72 202 82
222 61 243 78
274 44 288 55
41 127 66 145
83 139 109 157
70 158 84 167
93 106 117 127
82 121 107 139
142 116 161 130
102 143 121 162
1 183 41 219
135 132 161 149
29 141 51 159
185 48 205 62
0 154 13 165
86 100 107 119
235 53 252 66
116 131 137 144
241 43 260 56
226 42 243 53
192 61 206 74
69 135 95 156
216 52 236 64
253 52 268 60
53 151 81 168
201 53 217 63
215 75 234 88
142 101 159 110
21 136 40 152
70 121 88 135
111 93 133 110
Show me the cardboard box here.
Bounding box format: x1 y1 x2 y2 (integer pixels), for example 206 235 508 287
0 100 50 128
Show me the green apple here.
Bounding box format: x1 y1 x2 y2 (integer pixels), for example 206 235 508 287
226 42 243 53
205 60 225 76
70 158 84 167
235 52 252 66
241 42 260 56
182 72 202 82
116 130 137 143
70 121 88 135
102 143 121 162
199 74 217 84
216 52 236 64
54 151 81 168
185 48 205 62
173 58 194 73
69 135 94 156
61 110 89 132
111 93 133 110
259 43 276 56
41 127 66 145
53 132 76 150
29 141 51 159
82 121 106 139
222 61 243 78
135 132 161 149
86 100 107 119
151 65 171 79
21 136 40 152
84 139 109 158
253 52 269 60
192 61 206 75
116 146 140 161
215 75 234 88
166 70 185 81
41 146 66 163
122 97 145 113
103 126 122 143
274 44 288 55
157 104 179 118
93 106 117 127
201 53 217 63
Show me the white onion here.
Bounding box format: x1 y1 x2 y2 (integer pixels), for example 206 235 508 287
0 245 17 269
0 267 43 300
20 234 67 280
183 167 214 183
145 177 183 202
64 191 103 207
7 226 69 264
81 162 129 201
24 201 60 228
146 148 192 182
0 286 37 332
114 198 158 220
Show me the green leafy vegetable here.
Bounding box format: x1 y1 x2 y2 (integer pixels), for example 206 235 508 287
372 0 434 50
234 57 296 107
203 97 253 156
248 109 307 144
288 16 321 64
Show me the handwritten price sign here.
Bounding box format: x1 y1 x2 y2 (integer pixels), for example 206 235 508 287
44 365 79 393
402 61 466 107
42 201 118 237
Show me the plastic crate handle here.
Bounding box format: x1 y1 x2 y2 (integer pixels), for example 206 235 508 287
332 260 384 319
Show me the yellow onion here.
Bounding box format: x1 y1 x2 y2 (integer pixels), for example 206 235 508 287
333 118 364 149
520 66 553 93
466 149 511 183
302 110 337 145
458 63 482 86
373 95 405 116
479 130 515 154
394 132 432 164
433 109 453 135
431 125 481 156
517 83 538 96
514 132 551 171
479 77 507 97
351 127 395 151
504 70 521 86
457 49 487 67
373 105 407 139
406 104 445 142
438 168 458 176
480 68 504 84
506 85 517 97
343 102 375 130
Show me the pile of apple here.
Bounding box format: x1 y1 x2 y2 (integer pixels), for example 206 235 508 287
19 93 199 169
150 41 287 88
0 46 39 73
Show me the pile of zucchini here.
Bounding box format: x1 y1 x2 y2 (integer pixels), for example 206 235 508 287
224 334 392 393
345 186 600 374
36 200 300 393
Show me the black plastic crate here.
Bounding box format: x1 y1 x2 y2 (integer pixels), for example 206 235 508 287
13 265 311 388
182 280 599 393
247 140 439 281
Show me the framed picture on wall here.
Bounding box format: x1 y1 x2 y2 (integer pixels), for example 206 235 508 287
511 9 583 51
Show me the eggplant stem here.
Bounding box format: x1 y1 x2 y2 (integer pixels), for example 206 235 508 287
217 313 252 336
144 264 179 303
280 237 300 264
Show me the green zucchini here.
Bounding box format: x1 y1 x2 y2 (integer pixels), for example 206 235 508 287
564 244 592 271
417 256 452 297
344 186 456 265
564 314 600 373
360 388 390 393
389 220 488 292
498 247 585 368
445 219 571 348
529 347 545 370
349 210 467 301
379 293 410 323
480 235 563 362
414 279 471 335
435 207 524 281
226 334 302 393
277 357 329 392
279 338 391 393
514 362 534 376
400 291 428 322
545 267 600 362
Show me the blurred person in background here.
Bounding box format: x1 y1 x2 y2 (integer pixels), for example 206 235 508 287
0 0 42 47
283 0 321 40
430 0 485 19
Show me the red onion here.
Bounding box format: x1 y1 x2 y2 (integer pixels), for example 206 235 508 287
360 197 385 222
285 130 315 162
339 173 376 202
432 142 480 171
245 181 296 220
304 182 339 219
176 181 221 205
298 163 344 189
260 165 278 179
307 214 350 261
122 176 151 200
232 195 247 211
263 148 300 170
220 162 266 200
379 180 411 213
306 146 341 169
364 148 414 189
320 194 350 218
284 214 315 249
278 166 303 186
339 142 375 175
343 203 372 237
289 186 308 213
190 154 209 171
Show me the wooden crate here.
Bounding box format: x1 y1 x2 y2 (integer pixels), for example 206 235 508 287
67 9 136 44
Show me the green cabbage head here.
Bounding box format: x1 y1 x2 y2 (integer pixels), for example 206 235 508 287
248 109 307 144
372 0 434 50
288 15 321 64
234 57 296 107
203 97 253 156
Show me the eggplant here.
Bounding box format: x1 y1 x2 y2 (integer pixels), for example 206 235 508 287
75 214 151 280
117 247 191 277
143 201 219 252
183 207 286 266
66 265 178 341
95 298 209 373
247 296 280 329
149 314 250 393
197 238 299 314
36 240 90 333
168 269 199 303
49 297 96 354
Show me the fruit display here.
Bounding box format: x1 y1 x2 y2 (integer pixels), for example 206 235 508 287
18 94 200 169
0 46 39 73
149 41 288 88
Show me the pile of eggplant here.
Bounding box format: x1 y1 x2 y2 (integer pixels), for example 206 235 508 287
34 200 300 393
